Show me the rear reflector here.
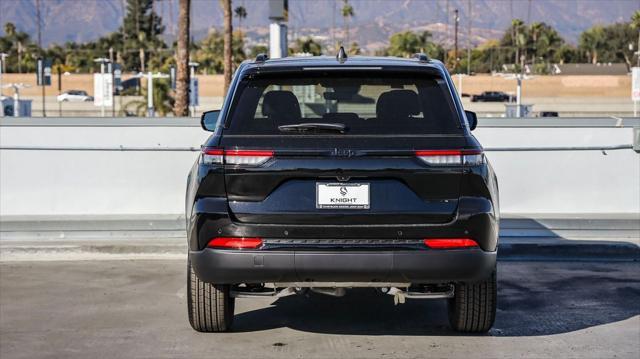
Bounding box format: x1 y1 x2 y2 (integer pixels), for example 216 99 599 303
201 148 274 166
423 238 478 249
207 237 263 249
415 149 483 166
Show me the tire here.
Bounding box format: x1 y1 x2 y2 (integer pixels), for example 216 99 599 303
187 258 235 332
447 268 497 333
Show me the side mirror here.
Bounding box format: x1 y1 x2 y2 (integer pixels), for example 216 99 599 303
465 110 478 131
201 110 220 132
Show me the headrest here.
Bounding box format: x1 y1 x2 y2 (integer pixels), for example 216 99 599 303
261 90 301 123
376 90 421 120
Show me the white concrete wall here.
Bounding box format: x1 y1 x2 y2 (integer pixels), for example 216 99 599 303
1 120 638 216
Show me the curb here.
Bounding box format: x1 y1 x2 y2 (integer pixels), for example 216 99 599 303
497 241 640 261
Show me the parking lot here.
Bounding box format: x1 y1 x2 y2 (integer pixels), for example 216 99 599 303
1 258 638 359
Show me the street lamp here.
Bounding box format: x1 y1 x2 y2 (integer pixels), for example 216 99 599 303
2 83 30 117
189 61 199 117
135 71 169 117
0 53 8 98
93 58 110 117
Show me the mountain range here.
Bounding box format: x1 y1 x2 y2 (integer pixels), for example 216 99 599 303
1 0 638 53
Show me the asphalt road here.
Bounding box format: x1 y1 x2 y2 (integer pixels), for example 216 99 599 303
1 259 638 359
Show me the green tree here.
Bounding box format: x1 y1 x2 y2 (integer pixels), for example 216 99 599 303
579 26 605 64
385 31 444 60
193 29 245 74
234 6 247 34
600 22 636 66
0 22 34 73
526 22 565 65
348 41 361 55
249 45 268 58
124 79 174 116
632 10 640 66
119 0 167 72
291 36 322 55
579 19 636 67
341 0 354 46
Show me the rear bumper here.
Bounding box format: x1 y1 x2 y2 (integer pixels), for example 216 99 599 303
190 247 496 284
188 197 499 252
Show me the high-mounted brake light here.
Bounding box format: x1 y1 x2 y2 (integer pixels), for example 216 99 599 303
423 238 478 249
201 148 274 166
415 149 483 166
207 237 263 249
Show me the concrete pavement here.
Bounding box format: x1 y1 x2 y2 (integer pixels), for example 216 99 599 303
0 259 638 359
0 216 638 358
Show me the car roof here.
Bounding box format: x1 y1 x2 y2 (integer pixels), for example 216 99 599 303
240 55 448 74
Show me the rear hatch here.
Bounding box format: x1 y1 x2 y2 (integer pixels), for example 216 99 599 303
217 70 471 226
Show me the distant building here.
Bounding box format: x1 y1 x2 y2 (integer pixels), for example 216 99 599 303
552 63 629 76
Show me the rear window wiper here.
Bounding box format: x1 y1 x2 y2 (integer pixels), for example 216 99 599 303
278 122 347 133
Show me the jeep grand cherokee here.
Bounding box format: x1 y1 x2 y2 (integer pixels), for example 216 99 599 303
186 51 499 333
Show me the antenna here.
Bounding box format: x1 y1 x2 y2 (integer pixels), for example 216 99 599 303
413 53 430 63
336 46 348 63
255 53 269 63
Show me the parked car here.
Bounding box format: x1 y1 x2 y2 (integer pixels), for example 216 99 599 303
186 52 500 333
471 91 511 102
57 90 93 102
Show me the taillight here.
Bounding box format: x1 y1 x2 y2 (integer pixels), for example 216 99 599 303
224 149 274 166
202 148 223 165
201 148 274 166
415 149 483 166
207 237 263 249
423 238 478 249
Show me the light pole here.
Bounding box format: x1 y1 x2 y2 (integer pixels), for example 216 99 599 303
136 72 169 117
147 71 153 117
3 83 30 117
454 9 459 70
93 58 110 117
0 53 8 98
189 61 199 117
466 0 472 75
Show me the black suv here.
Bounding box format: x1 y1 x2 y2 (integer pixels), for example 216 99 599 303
471 91 512 102
186 52 499 333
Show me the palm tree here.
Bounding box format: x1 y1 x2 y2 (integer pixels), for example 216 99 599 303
3 23 30 73
234 6 247 34
510 19 525 65
579 26 605 64
529 22 544 64
174 0 190 116
341 0 354 47
125 79 174 116
220 0 233 93
631 10 640 66
292 36 322 55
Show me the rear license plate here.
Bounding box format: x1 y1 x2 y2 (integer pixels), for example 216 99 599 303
316 183 370 209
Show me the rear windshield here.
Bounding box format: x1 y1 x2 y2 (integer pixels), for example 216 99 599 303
225 72 462 135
